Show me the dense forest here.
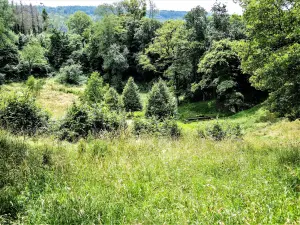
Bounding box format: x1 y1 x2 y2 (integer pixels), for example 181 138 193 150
0 0 300 224
3 0 298 116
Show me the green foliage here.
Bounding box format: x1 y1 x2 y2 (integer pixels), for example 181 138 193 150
139 20 192 100
58 103 126 141
122 77 142 112
197 122 243 141
20 41 46 75
67 11 92 36
58 103 92 141
26 76 45 97
146 79 177 119
133 117 181 138
197 39 251 112
57 64 84 85
83 72 108 104
237 0 300 119
208 2 230 42
0 43 19 82
0 94 49 135
207 123 226 141
102 44 129 91
47 30 73 69
104 87 121 111
90 105 126 134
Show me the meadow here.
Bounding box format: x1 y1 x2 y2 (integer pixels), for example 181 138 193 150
0 79 299 224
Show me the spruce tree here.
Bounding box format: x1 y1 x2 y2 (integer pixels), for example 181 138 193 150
122 77 142 112
104 87 121 111
146 79 177 119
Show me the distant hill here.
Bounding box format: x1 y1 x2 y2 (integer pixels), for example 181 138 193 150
39 6 188 21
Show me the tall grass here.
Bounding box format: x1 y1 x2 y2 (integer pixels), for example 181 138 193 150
1 128 299 224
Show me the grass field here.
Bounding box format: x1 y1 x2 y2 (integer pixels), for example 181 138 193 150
0 79 299 224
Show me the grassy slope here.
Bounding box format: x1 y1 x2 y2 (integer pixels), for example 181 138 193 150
0 79 84 119
1 80 299 224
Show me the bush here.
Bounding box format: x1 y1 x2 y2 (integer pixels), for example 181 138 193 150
198 123 243 141
146 79 177 120
0 95 49 135
58 103 92 141
257 110 279 123
58 103 126 141
57 64 84 85
83 72 108 104
90 105 126 133
26 76 45 97
104 87 121 111
122 77 142 112
207 123 226 141
133 118 181 138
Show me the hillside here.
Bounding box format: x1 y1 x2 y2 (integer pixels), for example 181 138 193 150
1 0 300 223
0 78 299 224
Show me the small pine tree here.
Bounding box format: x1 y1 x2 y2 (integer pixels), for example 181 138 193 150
122 77 142 112
146 79 177 120
104 87 121 111
84 72 108 104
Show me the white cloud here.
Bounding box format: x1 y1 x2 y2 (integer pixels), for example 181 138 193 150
20 0 242 14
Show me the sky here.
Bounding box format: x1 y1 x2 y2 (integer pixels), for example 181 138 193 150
21 0 243 14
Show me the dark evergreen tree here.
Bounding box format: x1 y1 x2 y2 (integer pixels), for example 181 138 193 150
47 30 72 69
146 79 177 120
122 77 142 112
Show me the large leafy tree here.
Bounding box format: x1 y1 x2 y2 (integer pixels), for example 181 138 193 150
67 11 92 44
207 2 230 44
197 39 260 112
87 15 125 72
103 44 129 91
236 0 300 119
184 6 208 98
21 41 46 75
139 20 192 103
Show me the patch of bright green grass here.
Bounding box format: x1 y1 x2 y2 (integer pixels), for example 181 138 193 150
0 79 83 119
178 100 227 121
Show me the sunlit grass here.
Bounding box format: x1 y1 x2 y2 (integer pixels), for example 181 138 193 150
1 80 299 224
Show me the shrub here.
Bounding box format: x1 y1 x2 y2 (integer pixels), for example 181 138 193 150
146 79 177 120
122 77 142 112
257 110 279 123
58 103 92 141
162 120 182 138
198 123 243 141
104 87 121 111
90 106 126 133
83 72 108 104
57 64 84 85
58 103 126 141
26 75 45 97
207 123 226 141
0 94 49 135
133 118 181 138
